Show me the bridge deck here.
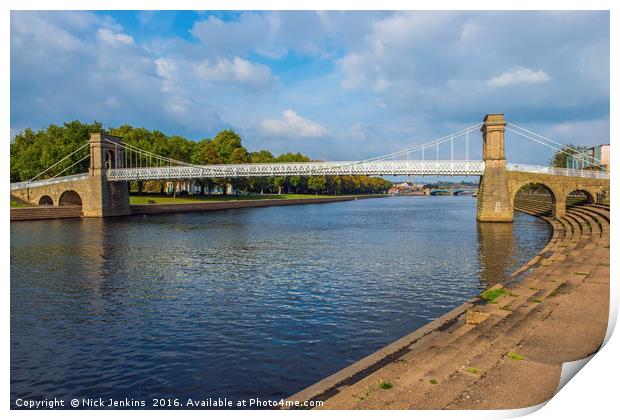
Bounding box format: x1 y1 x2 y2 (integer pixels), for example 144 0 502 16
105 160 485 181
10 161 608 189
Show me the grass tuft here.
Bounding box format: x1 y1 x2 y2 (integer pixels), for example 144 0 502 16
480 288 508 303
507 351 526 361
377 380 393 390
10 197 32 208
465 367 480 375
429 379 438 385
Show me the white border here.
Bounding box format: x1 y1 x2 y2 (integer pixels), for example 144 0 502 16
2 2 617 419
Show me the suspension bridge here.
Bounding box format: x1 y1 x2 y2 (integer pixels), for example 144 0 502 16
10 113 610 221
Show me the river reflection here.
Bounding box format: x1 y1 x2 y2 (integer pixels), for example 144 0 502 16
11 196 551 407
477 222 517 286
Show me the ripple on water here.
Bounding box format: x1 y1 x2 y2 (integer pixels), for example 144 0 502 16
11 196 551 405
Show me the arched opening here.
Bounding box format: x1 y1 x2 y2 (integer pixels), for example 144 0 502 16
59 190 82 206
105 150 116 170
567 190 594 207
38 195 54 206
513 183 556 216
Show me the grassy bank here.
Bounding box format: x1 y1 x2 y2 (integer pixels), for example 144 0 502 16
129 193 364 205
10 197 32 208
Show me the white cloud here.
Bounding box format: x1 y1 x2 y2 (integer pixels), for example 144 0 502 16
154 58 191 116
10 11 609 163
189 12 352 60
96 28 134 45
349 123 380 141
259 110 329 138
195 57 274 89
486 67 551 88
11 12 84 52
338 12 457 92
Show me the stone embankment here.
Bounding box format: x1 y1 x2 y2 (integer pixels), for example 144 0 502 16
10 195 377 221
289 202 610 410
10 205 82 221
129 196 369 216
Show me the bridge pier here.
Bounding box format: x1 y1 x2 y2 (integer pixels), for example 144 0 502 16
83 133 131 217
476 114 514 222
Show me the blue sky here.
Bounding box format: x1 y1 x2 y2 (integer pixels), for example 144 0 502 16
10 11 609 164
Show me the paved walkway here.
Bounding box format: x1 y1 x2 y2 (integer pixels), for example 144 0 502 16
288 204 610 410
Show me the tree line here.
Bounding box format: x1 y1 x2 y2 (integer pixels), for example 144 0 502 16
10 121 391 195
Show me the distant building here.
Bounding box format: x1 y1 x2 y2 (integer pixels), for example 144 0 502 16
388 182 425 195
164 180 229 195
566 144 610 171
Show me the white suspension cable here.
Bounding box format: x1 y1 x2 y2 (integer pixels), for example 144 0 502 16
450 136 453 161
103 139 209 170
49 153 91 180
28 142 89 182
351 123 482 165
505 127 607 170
104 138 240 177
466 130 469 161
102 122 483 177
506 122 605 165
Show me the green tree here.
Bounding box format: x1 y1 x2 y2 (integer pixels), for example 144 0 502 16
250 150 274 163
11 121 393 197
10 120 102 182
228 147 250 194
229 147 249 164
249 150 275 194
202 141 223 164
167 135 193 162
549 143 585 168
213 130 243 163
307 176 327 194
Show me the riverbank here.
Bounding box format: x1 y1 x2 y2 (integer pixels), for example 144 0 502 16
129 195 381 216
128 193 342 205
287 203 610 410
10 194 385 221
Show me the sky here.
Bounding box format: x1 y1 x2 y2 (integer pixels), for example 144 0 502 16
10 10 610 165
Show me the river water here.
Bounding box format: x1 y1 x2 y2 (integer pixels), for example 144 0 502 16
10 196 551 407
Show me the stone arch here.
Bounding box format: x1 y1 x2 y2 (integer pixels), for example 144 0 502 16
512 182 558 216
566 189 595 207
38 195 54 206
59 190 83 206
105 149 116 170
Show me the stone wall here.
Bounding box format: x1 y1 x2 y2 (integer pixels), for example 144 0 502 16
507 171 609 217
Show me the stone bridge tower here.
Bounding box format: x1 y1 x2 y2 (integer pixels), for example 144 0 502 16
476 114 514 222
83 132 131 217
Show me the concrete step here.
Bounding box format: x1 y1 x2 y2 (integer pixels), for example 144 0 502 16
367 292 564 409
10 206 82 221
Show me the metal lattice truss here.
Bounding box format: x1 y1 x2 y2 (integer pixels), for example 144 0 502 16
10 161 610 191
507 164 610 180
10 173 89 191
105 160 486 181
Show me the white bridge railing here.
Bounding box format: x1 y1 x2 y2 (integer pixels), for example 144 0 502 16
507 164 610 179
10 173 89 191
105 160 485 181
10 161 610 190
